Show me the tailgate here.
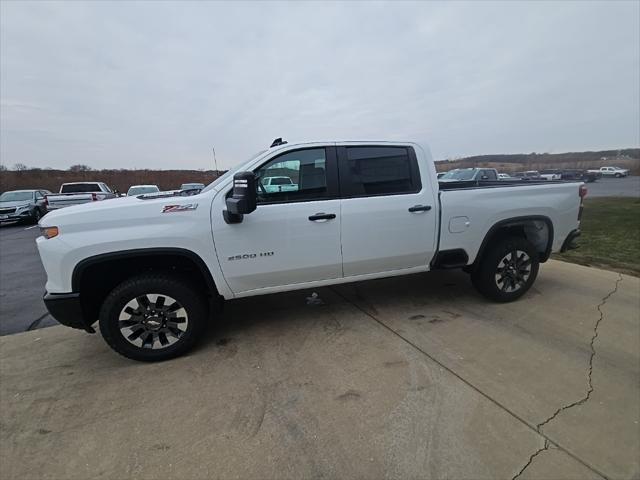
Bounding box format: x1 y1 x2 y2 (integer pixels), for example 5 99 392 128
46 193 93 208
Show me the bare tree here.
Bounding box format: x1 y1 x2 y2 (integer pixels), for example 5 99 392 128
69 164 92 172
0 164 7 171
13 163 28 171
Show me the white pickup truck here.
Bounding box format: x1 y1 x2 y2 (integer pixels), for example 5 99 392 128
45 182 116 211
37 140 585 361
261 176 299 193
586 166 629 178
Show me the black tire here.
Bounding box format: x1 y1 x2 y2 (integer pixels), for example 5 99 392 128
615 173 621 178
32 208 42 224
99 274 209 361
471 236 539 302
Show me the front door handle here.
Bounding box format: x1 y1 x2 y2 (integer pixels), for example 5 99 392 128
308 213 336 221
408 205 432 213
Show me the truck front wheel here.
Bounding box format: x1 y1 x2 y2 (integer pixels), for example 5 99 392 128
471 236 539 302
99 274 208 361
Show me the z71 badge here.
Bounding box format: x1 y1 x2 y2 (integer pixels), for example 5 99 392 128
162 203 198 213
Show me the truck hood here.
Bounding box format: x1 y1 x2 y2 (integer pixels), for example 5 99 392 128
39 194 206 229
0 200 33 209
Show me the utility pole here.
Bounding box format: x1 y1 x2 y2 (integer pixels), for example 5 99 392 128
212 146 219 175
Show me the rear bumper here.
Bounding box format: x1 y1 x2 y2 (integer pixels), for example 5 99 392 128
43 292 95 333
561 229 581 252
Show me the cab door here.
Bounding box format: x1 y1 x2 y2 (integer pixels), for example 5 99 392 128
212 146 342 295
337 144 438 277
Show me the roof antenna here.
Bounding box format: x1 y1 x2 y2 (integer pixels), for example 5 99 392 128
270 138 287 148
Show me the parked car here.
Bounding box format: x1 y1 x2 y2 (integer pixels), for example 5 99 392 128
436 172 446 179
497 173 512 179
559 169 599 183
127 185 160 196
514 171 542 180
539 169 562 181
587 166 629 178
0 189 51 224
37 139 585 361
45 182 116 211
439 168 499 182
260 176 299 193
179 183 205 194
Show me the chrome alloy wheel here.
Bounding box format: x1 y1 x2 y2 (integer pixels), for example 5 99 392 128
494 250 532 293
118 294 188 349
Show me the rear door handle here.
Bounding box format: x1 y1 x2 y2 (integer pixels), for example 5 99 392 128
308 213 336 221
408 205 432 213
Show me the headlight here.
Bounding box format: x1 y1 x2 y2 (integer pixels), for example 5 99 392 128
40 226 59 239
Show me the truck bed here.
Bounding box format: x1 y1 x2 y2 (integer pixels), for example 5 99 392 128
438 179 582 190
438 180 584 264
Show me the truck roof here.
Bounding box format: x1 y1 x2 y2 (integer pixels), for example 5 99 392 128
61 181 103 185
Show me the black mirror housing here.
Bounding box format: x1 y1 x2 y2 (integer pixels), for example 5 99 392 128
224 171 257 224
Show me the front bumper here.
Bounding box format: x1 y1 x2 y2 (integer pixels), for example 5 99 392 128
43 292 95 333
0 210 33 222
561 229 581 252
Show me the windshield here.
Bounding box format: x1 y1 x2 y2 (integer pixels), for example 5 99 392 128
0 191 33 202
128 186 159 196
440 169 477 181
200 149 268 193
180 183 205 190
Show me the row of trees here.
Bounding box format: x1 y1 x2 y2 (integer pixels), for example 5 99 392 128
1 163 95 172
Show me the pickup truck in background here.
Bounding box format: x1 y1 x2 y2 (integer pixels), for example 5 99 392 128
587 166 629 178
45 182 116 211
439 168 499 182
37 140 585 361
539 170 562 181
261 176 299 193
514 170 542 180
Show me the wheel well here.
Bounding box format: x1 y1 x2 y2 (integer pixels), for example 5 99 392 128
74 251 219 325
476 217 553 266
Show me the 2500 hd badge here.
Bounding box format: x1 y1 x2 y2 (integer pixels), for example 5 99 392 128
228 252 275 261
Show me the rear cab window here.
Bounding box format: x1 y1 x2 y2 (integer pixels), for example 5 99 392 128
61 183 102 193
338 146 421 197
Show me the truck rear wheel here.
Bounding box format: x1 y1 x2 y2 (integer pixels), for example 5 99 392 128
471 236 539 302
99 274 208 361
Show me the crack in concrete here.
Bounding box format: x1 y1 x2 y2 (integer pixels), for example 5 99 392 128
330 285 612 480
512 439 549 480
513 273 623 480
536 274 623 433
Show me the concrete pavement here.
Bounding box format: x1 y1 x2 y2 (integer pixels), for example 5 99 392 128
0 260 638 479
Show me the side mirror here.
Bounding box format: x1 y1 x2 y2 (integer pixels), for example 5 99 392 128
223 171 257 224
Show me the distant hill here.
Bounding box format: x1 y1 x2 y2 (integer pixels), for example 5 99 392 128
0 169 225 194
436 148 640 175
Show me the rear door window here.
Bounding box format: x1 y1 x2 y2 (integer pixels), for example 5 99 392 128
338 146 421 197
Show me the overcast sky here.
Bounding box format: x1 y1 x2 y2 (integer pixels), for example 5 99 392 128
1 1 638 170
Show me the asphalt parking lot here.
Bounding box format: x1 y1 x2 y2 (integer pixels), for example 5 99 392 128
1 259 638 479
585 175 639 197
0 223 58 335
